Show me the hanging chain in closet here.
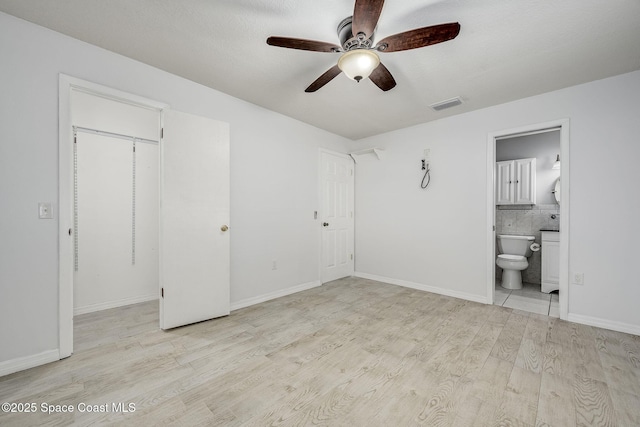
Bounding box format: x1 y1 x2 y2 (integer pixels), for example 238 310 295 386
132 139 136 266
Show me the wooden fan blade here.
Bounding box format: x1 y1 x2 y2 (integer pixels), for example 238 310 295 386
369 62 396 91
352 0 385 39
267 36 341 53
375 22 460 52
305 65 342 92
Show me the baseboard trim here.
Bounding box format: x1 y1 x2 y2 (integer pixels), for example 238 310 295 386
74 294 158 316
568 313 640 336
231 280 321 311
354 272 489 304
0 349 60 377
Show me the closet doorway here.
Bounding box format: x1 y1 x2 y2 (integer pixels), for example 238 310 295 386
59 76 230 358
72 89 160 316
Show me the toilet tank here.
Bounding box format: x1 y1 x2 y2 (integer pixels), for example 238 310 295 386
497 234 535 256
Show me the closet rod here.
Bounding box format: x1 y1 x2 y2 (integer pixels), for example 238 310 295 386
74 126 159 145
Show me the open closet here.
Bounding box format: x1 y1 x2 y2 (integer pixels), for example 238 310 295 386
72 90 160 315
60 77 232 358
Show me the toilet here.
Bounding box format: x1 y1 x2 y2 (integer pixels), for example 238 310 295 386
496 234 535 290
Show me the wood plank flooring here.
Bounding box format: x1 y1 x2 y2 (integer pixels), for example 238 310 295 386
1 277 639 426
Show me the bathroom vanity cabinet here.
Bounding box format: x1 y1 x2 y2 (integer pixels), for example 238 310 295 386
496 158 536 205
541 231 560 293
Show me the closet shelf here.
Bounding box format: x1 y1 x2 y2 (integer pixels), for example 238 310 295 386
349 148 384 163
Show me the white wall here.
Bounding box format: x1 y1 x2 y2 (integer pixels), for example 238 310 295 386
0 12 349 367
496 131 561 205
350 70 640 333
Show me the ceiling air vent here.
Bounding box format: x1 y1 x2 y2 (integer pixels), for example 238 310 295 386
430 96 463 111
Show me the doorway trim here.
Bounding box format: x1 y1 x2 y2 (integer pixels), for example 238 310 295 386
58 74 168 358
486 119 570 319
318 148 355 284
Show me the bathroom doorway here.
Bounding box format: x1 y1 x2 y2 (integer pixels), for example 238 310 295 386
486 120 570 319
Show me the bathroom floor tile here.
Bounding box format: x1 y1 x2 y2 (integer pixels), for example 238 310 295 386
494 281 561 319
503 295 550 315
505 294 548 305
494 290 510 305
511 289 551 302
510 285 544 294
548 299 559 318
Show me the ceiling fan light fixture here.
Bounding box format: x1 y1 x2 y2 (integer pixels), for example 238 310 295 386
338 49 380 82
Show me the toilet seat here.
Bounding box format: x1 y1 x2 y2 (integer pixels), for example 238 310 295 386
497 254 526 262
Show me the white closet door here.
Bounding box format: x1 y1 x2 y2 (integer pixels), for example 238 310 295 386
160 110 230 329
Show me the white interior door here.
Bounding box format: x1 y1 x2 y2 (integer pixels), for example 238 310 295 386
160 110 230 329
321 151 354 283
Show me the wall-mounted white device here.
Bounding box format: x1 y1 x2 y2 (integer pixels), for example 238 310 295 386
422 148 431 170
421 148 431 189
423 148 431 163
38 202 53 219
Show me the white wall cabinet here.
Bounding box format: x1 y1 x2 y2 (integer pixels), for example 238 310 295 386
496 158 536 205
541 231 560 293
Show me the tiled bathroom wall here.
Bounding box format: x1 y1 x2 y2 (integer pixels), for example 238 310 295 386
495 203 560 285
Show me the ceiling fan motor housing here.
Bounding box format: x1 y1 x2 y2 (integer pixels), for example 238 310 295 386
338 16 375 51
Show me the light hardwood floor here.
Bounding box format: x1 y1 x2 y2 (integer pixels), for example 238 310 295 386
1 277 639 426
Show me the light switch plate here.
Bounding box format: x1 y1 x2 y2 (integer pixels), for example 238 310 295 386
39 202 53 219
573 272 584 285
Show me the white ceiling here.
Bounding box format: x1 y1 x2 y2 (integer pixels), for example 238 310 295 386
1 0 639 140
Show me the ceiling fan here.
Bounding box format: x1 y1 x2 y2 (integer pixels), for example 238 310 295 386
266 0 460 92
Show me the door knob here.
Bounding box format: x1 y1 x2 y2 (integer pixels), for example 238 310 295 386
323 222 329 227
220 225 229 232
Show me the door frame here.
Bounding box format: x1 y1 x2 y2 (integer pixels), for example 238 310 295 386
486 119 570 319
318 148 355 284
58 75 168 358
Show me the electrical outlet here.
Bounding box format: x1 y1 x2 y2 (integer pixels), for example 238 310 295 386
423 148 431 162
573 272 584 285
38 202 53 219
272 261 277 270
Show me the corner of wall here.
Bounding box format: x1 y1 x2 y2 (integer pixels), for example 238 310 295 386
354 272 489 305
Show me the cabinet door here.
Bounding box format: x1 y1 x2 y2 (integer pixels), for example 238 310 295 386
542 240 560 291
496 161 514 205
514 158 536 204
